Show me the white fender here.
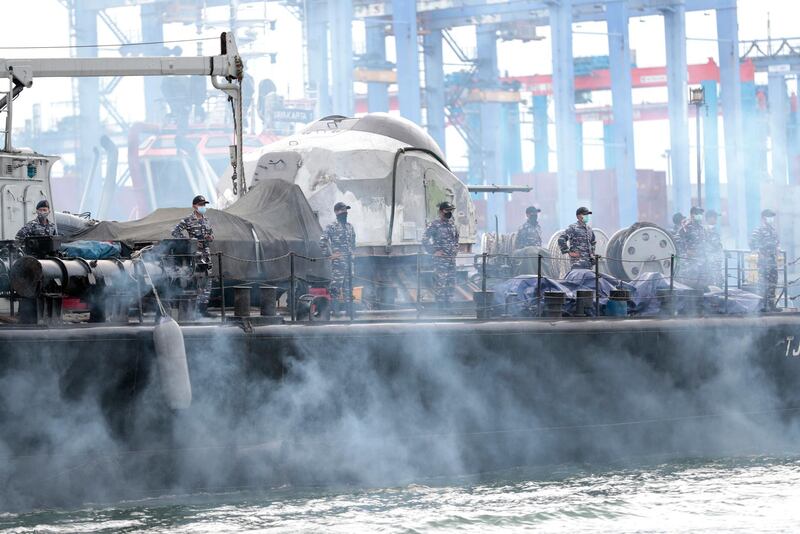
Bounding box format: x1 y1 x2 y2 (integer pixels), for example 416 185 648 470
153 316 192 409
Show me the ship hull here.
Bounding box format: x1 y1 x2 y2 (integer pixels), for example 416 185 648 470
2 316 800 508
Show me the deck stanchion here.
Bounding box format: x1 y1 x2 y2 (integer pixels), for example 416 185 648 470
289 252 296 322
217 252 225 322
594 256 600 316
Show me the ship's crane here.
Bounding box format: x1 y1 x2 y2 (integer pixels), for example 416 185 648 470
0 32 247 197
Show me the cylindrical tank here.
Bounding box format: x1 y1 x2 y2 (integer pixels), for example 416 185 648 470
260 285 277 316
233 286 251 317
9 256 160 299
605 223 676 280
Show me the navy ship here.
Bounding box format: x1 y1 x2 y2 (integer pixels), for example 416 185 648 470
1 46 799 511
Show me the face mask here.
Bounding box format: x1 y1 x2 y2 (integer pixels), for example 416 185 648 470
693 214 703 223
336 212 348 223
583 215 591 224
443 211 453 219
528 214 538 223
197 206 207 215
37 211 49 222
766 217 775 225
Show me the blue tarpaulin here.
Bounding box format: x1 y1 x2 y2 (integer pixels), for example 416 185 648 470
60 240 121 260
494 269 763 317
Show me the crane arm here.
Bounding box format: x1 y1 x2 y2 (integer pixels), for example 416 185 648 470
1 32 248 197
1 32 242 87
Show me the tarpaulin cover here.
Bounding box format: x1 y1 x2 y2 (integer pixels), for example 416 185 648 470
71 180 329 283
60 240 121 260
495 269 762 317
494 270 636 317
628 272 761 315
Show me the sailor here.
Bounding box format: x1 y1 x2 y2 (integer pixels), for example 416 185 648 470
671 212 686 248
171 195 215 316
15 200 58 245
423 201 460 308
558 207 596 271
514 206 543 249
705 209 724 287
749 209 780 311
319 201 357 313
676 206 709 289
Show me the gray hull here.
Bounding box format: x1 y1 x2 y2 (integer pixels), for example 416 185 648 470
2 316 800 509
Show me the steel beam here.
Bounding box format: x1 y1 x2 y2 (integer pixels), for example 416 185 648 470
663 4 690 215
701 80 720 213
603 122 615 170
741 81 764 233
533 95 549 173
416 0 726 30
392 0 421 124
607 0 638 226
504 102 523 179
365 17 389 112
476 25 505 232
140 3 164 124
75 6 101 213
717 1 747 245
768 73 789 185
329 0 353 116
423 29 446 153
306 0 330 117
549 0 577 227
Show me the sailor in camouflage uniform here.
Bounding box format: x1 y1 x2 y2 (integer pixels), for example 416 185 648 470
749 209 780 311
15 199 58 245
676 206 709 289
558 207 596 270
319 201 357 312
671 212 686 249
514 206 543 249
423 201 460 307
171 195 215 316
705 209 725 287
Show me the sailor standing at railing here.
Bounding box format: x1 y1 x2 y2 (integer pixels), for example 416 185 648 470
676 206 709 289
423 201 459 309
558 207 596 270
514 206 543 249
15 200 58 246
171 195 216 317
320 202 356 315
750 209 780 312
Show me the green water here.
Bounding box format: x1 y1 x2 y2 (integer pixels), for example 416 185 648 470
3 456 799 532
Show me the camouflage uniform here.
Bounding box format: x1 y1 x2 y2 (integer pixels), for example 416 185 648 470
171 213 215 305
15 218 58 245
319 220 356 302
671 222 684 250
706 225 725 287
676 221 708 289
423 219 460 304
557 221 596 270
749 223 779 309
515 220 542 249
